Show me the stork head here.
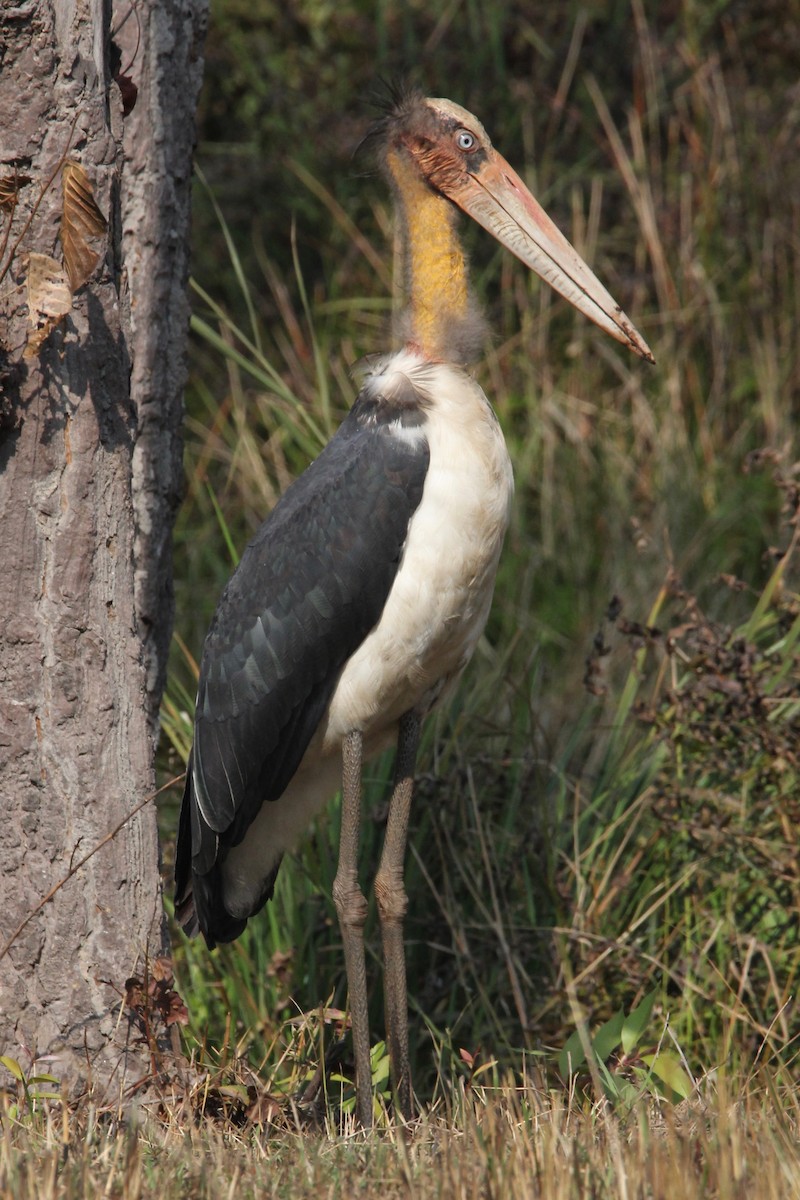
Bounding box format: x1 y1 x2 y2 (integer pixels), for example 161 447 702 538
373 89 654 364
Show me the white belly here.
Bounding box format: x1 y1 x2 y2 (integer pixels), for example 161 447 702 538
222 355 513 914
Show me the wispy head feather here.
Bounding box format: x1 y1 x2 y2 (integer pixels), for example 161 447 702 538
355 78 428 165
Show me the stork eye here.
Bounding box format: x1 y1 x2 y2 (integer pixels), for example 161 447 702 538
455 129 476 152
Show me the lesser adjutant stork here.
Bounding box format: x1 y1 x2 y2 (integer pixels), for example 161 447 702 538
175 89 653 1126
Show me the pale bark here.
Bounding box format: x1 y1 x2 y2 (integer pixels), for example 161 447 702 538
0 0 206 1096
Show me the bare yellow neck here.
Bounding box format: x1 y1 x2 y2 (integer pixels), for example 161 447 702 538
386 149 469 361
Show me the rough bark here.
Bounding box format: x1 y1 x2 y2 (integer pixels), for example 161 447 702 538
118 0 206 723
0 0 206 1097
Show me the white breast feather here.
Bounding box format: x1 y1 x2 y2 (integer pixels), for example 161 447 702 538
326 355 513 743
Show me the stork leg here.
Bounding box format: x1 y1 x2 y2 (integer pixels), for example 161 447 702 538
374 710 421 1121
332 730 373 1128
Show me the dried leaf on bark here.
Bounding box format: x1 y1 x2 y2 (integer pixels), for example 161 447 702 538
0 174 31 212
24 252 72 358
116 71 139 116
60 161 107 291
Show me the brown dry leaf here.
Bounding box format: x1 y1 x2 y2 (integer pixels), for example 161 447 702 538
24 252 72 358
149 956 175 984
0 174 31 212
60 160 107 291
246 1091 285 1127
124 976 147 1010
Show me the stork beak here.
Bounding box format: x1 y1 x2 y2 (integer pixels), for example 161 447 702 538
443 150 655 363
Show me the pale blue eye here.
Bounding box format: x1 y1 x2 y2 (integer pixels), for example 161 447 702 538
456 129 476 151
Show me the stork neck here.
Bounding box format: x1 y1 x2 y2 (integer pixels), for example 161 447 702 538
387 149 469 362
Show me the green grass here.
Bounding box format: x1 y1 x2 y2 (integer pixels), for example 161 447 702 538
91 0 800 1193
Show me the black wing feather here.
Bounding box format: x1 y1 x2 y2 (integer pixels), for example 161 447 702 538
175 398 429 944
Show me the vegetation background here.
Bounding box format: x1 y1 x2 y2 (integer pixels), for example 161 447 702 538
4 0 800 1195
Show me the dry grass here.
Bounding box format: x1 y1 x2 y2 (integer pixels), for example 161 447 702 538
3 1070 800 1199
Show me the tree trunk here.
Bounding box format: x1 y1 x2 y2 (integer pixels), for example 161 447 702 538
0 0 206 1097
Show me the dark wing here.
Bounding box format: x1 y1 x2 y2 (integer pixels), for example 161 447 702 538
175 398 429 945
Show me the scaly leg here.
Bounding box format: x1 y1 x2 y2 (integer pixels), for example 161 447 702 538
332 730 373 1128
374 710 421 1121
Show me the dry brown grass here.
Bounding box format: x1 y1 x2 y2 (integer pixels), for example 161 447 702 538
3 1070 800 1199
